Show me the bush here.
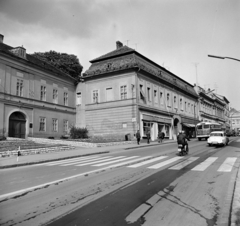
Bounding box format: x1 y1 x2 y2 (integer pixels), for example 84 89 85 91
70 127 88 139
0 136 7 141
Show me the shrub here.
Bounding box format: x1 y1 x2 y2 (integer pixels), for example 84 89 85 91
0 136 7 141
70 127 88 139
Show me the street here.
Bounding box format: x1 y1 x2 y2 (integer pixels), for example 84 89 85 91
0 138 240 226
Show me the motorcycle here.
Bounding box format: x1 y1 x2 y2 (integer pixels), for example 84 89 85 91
177 144 188 156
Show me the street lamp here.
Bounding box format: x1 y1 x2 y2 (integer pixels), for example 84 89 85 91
208 55 240 62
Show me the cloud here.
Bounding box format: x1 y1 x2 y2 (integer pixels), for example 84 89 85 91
0 0 118 38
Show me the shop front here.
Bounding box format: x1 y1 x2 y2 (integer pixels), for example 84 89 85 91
181 117 199 138
141 113 172 140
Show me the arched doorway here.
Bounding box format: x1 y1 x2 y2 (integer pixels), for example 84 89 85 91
9 112 26 138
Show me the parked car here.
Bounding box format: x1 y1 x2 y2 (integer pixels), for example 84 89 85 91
207 131 229 146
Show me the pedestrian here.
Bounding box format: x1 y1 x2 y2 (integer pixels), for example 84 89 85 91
161 132 165 142
147 129 151 144
136 130 141 145
158 131 162 143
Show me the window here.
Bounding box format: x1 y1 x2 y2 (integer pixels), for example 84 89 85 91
140 85 145 100
53 89 58 104
143 121 151 136
40 85 46 101
93 90 99 103
16 79 23 97
147 87 151 101
52 119 58 132
188 103 190 112
76 92 82 105
154 90 157 103
120 85 127 100
39 117 46 131
185 102 187 111
180 98 183 110
160 92 163 104
63 120 68 132
106 87 114 101
167 93 170 106
64 92 68 106
174 96 177 108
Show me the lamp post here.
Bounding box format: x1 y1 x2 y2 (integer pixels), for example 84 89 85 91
208 55 240 62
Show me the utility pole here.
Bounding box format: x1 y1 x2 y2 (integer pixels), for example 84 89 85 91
193 63 199 85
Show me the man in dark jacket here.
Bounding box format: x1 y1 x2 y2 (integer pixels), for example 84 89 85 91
177 130 190 152
146 129 151 144
136 130 141 145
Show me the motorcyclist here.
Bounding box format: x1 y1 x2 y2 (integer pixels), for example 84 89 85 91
177 130 190 153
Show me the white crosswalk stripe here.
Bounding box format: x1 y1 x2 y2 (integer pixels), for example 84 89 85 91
76 156 126 166
217 157 237 172
127 156 168 168
191 157 218 171
42 155 101 165
100 156 152 168
93 156 139 166
148 157 183 169
169 157 199 170
61 156 114 166
42 155 238 173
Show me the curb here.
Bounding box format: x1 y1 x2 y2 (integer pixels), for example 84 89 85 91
0 151 109 169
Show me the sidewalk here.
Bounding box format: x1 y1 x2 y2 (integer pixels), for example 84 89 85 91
0 139 176 169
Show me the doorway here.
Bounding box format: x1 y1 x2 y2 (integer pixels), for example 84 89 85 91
9 112 26 138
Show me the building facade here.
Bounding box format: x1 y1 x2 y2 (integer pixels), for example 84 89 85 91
76 41 199 141
230 108 240 132
194 85 230 130
0 35 76 139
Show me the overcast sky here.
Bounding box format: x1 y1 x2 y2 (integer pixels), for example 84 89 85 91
1 0 239 109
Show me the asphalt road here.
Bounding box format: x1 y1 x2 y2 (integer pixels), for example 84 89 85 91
0 138 239 226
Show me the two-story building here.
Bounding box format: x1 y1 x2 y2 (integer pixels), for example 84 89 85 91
194 85 230 130
76 41 199 141
0 34 76 139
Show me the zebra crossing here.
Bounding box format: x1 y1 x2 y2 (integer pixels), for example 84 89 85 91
41 155 238 172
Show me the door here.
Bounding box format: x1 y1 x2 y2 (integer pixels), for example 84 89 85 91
9 112 26 138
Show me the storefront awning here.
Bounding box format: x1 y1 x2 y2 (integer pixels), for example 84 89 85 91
182 123 196 128
142 114 172 124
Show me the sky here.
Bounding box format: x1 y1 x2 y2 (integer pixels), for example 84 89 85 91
0 0 239 109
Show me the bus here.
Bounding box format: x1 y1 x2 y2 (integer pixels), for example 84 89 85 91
196 122 222 141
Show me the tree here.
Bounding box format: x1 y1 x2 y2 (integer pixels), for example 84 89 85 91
31 51 83 79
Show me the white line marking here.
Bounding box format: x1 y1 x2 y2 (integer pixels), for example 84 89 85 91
217 157 237 172
127 156 168 168
93 156 139 166
76 156 126 166
169 157 199 170
148 157 183 169
62 156 113 166
104 156 152 168
41 155 100 165
191 157 218 171
0 156 149 200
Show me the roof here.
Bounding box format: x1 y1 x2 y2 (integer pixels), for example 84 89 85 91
90 45 135 63
0 42 76 81
85 44 198 98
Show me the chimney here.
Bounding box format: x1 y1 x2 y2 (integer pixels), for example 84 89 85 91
0 34 4 43
116 41 123 49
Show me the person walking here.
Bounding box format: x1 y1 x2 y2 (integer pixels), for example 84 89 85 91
136 130 141 145
161 132 165 142
158 131 162 143
147 129 151 144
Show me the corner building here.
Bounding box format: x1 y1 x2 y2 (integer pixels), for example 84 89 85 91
77 42 199 141
0 35 76 139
